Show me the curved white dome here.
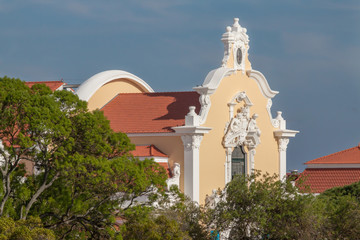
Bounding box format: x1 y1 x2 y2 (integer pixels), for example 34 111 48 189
76 70 154 101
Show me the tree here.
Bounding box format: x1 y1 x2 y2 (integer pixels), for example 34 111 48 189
0 216 55 240
208 172 324 240
119 185 211 240
0 77 169 238
316 181 360 239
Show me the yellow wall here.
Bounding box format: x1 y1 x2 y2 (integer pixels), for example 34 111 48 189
87 44 280 204
226 47 252 71
88 79 146 111
130 136 185 191
199 47 279 203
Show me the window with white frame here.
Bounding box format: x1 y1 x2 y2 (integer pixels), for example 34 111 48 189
231 146 246 179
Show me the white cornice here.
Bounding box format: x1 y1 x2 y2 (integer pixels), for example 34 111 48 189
76 70 154 101
172 126 212 135
126 132 180 137
247 70 279 99
274 129 299 138
306 164 360 169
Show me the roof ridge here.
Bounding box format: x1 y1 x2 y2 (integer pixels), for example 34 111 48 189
26 80 63 83
114 91 198 95
303 168 360 170
306 145 359 164
100 93 120 110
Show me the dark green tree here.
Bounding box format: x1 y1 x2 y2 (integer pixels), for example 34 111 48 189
0 77 169 239
0 216 55 240
208 172 323 240
317 181 360 239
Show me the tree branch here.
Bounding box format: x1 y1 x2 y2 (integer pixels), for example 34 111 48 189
21 171 60 219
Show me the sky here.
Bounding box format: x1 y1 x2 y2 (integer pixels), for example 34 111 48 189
0 0 359 172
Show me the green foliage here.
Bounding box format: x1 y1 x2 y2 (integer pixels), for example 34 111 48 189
209 172 323 240
0 216 55 240
321 180 360 201
0 77 169 238
317 181 360 239
157 187 210 240
120 206 189 240
207 174 360 240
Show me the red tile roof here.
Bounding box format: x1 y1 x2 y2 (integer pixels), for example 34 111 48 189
131 145 171 178
131 145 168 158
158 162 172 178
25 81 64 91
296 168 360 193
101 92 200 133
305 144 360 164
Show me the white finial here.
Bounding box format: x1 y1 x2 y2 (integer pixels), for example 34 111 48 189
276 111 284 120
185 106 200 126
226 26 232 32
232 18 241 32
234 18 239 25
188 106 196 115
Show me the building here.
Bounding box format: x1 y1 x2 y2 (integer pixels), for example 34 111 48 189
27 19 299 203
296 144 360 193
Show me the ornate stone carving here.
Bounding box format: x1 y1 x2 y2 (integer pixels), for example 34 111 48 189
181 135 203 151
166 163 180 190
205 188 224 209
230 91 253 106
267 99 279 128
221 26 233 67
199 94 211 106
223 106 261 149
278 138 289 152
198 94 211 125
221 18 250 71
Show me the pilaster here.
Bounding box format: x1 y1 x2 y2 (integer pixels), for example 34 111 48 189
173 106 212 203
273 112 299 180
180 134 203 202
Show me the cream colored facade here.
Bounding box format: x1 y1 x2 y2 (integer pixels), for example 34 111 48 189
75 18 298 204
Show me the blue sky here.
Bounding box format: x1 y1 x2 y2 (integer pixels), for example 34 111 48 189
0 0 359 171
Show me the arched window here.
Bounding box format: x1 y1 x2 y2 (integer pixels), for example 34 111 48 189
231 146 246 179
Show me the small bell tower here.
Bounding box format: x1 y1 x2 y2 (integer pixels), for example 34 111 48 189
221 18 251 73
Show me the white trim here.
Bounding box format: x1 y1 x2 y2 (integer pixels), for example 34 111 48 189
126 132 180 137
172 126 212 134
306 164 360 169
267 100 280 128
247 70 279 99
181 134 203 203
274 129 299 181
274 129 299 138
173 122 211 203
56 84 64 91
136 157 169 163
200 67 235 90
76 70 154 101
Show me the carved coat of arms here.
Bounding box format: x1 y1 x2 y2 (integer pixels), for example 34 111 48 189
223 105 261 148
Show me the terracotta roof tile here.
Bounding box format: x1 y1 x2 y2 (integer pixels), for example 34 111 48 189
25 81 64 91
305 144 360 164
131 145 171 178
101 92 200 133
158 162 172 178
296 168 360 193
131 145 168 158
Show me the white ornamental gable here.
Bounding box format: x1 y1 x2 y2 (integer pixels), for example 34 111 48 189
223 105 261 149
